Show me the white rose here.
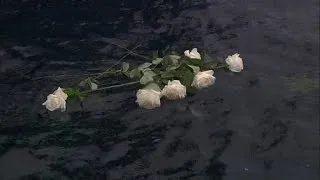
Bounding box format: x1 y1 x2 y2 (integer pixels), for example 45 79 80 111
53 87 68 100
184 48 201 60
42 94 67 111
192 70 216 89
161 80 186 100
136 89 161 109
225 53 243 72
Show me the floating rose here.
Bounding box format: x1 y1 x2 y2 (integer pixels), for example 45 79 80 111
225 53 243 72
136 89 161 109
192 70 216 89
42 94 67 112
184 48 201 60
40 47 244 111
161 80 186 100
53 87 68 100
42 87 68 112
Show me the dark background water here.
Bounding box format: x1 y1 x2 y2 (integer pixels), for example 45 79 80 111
0 0 319 179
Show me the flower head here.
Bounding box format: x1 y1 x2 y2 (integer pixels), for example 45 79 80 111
192 70 216 89
136 89 161 109
42 87 68 112
42 94 67 111
161 80 186 100
225 53 243 72
53 87 68 100
184 48 201 60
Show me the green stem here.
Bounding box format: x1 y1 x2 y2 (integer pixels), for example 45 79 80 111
82 81 140 94
96 70 122 79
33 45 140 80
108 42 151 61
214 64 229 70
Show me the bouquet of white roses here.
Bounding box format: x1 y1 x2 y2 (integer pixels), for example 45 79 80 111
42 47 243 111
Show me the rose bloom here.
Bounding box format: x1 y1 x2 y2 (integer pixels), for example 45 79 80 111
42 94 67 111
53 87 68 100
225 53 243 72
192 70 216 89
42 87 68 112
184 48 201 60
161 80 186 100
136 89 161 109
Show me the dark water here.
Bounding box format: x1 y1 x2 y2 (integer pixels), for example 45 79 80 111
0 0 319 179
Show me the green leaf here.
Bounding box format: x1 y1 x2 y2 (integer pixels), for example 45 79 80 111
129 69 142 79
161 70 177 78
162 55 180 67
138 62 153 70
122 71 130 78
187 65 200 74
79 77 99 89
144 82 161 92
152 58 163 65
166 66 179 71
64 88 82 98
90 82 98 90
90 78 98 84
169 55 180 66
170 51 179 56
187 58 204 67
175 63 197 94
140 74 154 85
180 70 196 94
122 62 130 72
180 69 194 87
169 55 181 60
143 69 157 77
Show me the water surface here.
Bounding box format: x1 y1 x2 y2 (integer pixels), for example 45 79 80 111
0 0 319 179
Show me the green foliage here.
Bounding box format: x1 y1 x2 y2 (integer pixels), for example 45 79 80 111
187 64 200 74
64 88 85 101
129 69 142 79
61 48 230 106
175 63 197 94
140 74 154 85
79 77 98 90
152 58 163 65
122 62 130 72
138 62 153 70
144 82 161 92
162 54 181 67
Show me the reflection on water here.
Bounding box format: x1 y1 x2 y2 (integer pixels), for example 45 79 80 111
0 0 319 179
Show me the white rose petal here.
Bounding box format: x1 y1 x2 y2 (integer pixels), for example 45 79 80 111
192 70 216 89
136 89 161 109
42 94 67 112
161 80 186 100
53 87 68 100
225 53 244 72
184 48 201 60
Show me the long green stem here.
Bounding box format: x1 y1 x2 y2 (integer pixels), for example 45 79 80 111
214 64 229 69
33 45 140 80
100 44 141 72
108 42 151 61
82 81 140 94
